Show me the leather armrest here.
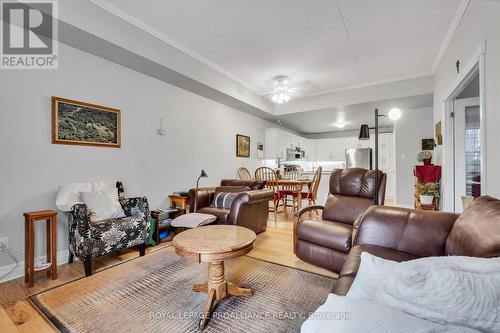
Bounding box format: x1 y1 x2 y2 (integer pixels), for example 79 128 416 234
293 205 324 218
292 205 324 254
188 187 216 212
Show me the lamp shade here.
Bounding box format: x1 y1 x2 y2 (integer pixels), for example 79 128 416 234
358 124 370 140
196 169 208 188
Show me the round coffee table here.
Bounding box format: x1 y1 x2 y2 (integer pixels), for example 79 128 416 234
173 225 257 329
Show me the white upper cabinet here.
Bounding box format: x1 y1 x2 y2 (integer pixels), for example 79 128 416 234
264 128 311 160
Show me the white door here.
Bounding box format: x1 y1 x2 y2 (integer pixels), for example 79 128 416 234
453 97 481 212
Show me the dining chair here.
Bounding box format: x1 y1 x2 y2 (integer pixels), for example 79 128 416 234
292 167 322 208
255 167 284 221
281 169 300 211
237 167 252 180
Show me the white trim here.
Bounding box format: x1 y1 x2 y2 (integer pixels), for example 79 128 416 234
88 0 258 95
441 41 487 212
302 72 433 98
431 0 471 73
0 249 70 284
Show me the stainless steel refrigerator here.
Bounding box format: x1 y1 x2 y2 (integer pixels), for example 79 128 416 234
345 148 372 169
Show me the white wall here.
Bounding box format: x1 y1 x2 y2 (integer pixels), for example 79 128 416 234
433 0 500 207
0 44 272 267
394 107 434 207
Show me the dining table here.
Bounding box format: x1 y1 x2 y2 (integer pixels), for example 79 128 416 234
270 178 314 210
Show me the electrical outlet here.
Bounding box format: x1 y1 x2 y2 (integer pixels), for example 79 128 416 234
0 236 8 250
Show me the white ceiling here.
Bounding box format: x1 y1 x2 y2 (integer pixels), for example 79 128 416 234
277 94 434 134
97 0 462 97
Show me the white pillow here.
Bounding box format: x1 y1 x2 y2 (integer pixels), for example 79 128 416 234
301 294 474 333
80 189 126 223
171 213 217 228
55 181 117 211
346 252 399 301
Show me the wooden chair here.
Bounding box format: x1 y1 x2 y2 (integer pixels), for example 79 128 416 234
255 167 284 221
237 167 252 180
291 167 322 209
281 169 300 211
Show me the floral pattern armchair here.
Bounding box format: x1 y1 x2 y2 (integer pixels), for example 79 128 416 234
68 182 150 276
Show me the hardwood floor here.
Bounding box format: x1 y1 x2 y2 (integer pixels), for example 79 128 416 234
0 208 336 332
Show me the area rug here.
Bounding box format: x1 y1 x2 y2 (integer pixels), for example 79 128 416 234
29 246 335 333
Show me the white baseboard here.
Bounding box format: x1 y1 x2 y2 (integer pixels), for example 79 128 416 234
0 249 70 284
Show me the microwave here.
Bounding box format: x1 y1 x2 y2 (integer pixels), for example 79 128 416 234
286 148 306 161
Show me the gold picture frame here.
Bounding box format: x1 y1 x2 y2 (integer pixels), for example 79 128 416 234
236 134 250 158
52 97 121 148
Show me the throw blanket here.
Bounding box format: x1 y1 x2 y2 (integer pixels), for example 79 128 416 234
376 256 500 332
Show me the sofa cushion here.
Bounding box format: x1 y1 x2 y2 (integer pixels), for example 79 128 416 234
297 220 352 253
322 194 374 225
197 206 230 225
446 196 500 258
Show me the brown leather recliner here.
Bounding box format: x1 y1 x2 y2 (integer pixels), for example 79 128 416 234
189 179 273 233
332 195 500 295
293 168 387 272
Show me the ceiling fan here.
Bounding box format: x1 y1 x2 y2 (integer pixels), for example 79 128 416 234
261 75 300 104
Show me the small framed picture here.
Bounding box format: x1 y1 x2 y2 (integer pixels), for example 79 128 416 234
422 138 435 151
236 134 250 158
257 142 264 159
52 97 121 148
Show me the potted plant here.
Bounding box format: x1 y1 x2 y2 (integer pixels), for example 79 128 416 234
417 151 433 165
416 182 440 205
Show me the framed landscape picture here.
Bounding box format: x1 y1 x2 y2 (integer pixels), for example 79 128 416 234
236 134 250 157
52 97 121 148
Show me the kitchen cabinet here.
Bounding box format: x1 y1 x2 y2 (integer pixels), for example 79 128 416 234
316 139 333 161
264 128 311 160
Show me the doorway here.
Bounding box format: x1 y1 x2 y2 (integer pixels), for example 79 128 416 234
452 77 480 212
442 44 486 213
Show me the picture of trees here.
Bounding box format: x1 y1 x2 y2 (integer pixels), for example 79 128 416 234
52 97 121 147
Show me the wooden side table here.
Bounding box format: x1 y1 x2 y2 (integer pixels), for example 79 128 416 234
169 195 190 213
23 210 57 287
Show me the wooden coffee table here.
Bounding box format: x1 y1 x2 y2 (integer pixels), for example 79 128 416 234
173 225 256 330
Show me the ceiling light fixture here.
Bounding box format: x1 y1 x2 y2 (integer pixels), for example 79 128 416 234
271 89 291 104
388 108 402 120
334 122 346 129
270 75 294 104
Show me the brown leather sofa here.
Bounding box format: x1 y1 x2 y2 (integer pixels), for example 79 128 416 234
293 168 386 272
332 195 500 295
189 179 273 233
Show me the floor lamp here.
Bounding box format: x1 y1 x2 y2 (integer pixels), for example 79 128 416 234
359 108 401 205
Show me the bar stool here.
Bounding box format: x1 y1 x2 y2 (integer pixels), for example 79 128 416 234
23 210 57 287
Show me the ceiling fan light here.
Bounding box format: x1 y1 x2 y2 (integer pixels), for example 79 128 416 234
272 92 290 104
